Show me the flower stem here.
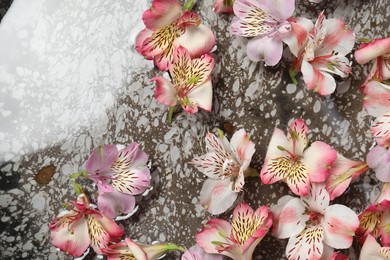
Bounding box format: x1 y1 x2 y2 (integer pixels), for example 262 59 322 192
244 167 259 178
167 105 178 125
69 170 88 179
71 181 83 195
183 0 197 11
289 68 299 85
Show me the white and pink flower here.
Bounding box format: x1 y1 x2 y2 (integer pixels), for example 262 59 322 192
195 202 272 259
360 234 390 260
213 0 234 14
271 183 359 260
182 245 223 260
152 46 214 115
102 237 185 260
85 143 151 218
355 37 390 87
290 12 355 95
49 193 125 256
192 129 255 214
367 145 390 183
371 113 390 147
260 119 337 196
136 0 215 71
362 81 390 118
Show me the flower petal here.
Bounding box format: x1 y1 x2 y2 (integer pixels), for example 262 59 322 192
152 76 178 107
86 145 118 176
355 37 390 65
285 164 310 196
286 224 324 260
176 11 200 28
301 59 337 95
283 17 313 57
322 204 359 249
301 183 329 214
303 141 337 183
246 35 283 66
200 178 239 215
359 234 387 260
230 129 256 164
287 119 308 156
182 245 223 260
371 113 390 147
379 210 390 247
367 146 390 182
213 0 234 14
185 79 213 113
142 0 182 30
97 190 136 219
362 81 390 117
135 28 154 59
320 55 352 78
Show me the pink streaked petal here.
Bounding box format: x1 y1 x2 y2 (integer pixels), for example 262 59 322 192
186 79 213 112
97 190 136 219
271 196 308 239
258 0 295 21
182 245 223 260
362 81 390 117
86 145 118 176
86 215 116 254
377 183 390 203
152 76 177 107
124 238 148 260
135 28 154 58
359 234 385 260
286 224 324 260
247 35 283 66
322 204 359 249
301 183 329 214
230 129 255 163
301 59 337 95
355 37 390 65
379 210 390 247
367 146 390 182
287 119 308 155
320 55 352 78
176 11 200 28
213 0 234 14
153 43 176 71
191 154 227 180
200 178 239 215
285 167 310 196
371 113 390 146
303 141 337 183
310 12 327 50
142 0 182 30
283 17 313 57
174 24 216 59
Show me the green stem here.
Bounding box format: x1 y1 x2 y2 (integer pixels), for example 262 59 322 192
69 170 88 179
71 181 84 195
183 0 197 11
244 167 259 178
167 105 178 125
289 68 299 85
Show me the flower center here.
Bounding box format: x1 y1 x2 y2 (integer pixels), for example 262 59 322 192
307 211 323 225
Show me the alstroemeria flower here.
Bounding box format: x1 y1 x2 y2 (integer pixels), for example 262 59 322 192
271 183 359 260
182 245 223 260
152 46 214 114
102 238 185 260
192 129 255 214
49 193 125 256
362 81 390 118
360 234 390 260
367 145 390 182
231 0 296 66
355 37 390 87
325 153 368 200
213 0 234 14
291 12 355 95
260 119 337 196
196 202 272 260
85 143 151 218
136 0 215 71
371 113 390 147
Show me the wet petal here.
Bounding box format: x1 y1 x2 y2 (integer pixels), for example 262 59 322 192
142 0 182 30
362 81 390 117
355 37 390 65
152 76 178 107
97 190 136 219
286 224 324 260
301 59 337 95
246 35 283 66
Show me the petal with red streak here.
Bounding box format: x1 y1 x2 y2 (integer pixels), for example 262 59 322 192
355 37 390 65
362 81 390 117
152 76 177 107
286 224 324 260
301 59 337 95
142 0 182 30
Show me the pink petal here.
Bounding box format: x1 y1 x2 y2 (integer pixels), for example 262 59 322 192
362 81 390 117
135 28 154 58
301 183 329 214
379 211 390 247
287 119 308 156
355 37 390 65
367 146 390 182
359 234 385 260
185 79 213 113
320 55 352 78
142 0 182 30
371 113 390 146
286 224 324 260
271 196 308 239
153 43 177 71
301 59 337 95
285 168 310 196
230 129 256 164
152 76 177 107
283 17 313 57
322 204 359 249
258 0 295 21
174 24 216 58
176 11 200 28
182 245 223 260
125 238 148 260
97 190 136 218
200 178 239 215
86 145 118 175
303 141 337 183
377 182 390 203
247 35 283 66
213 0 234 14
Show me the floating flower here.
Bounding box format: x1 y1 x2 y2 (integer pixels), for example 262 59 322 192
367 145 390 182
290 12 355 95
136 0 215 71
195 202 272 259
362 81 390 117
360 234 390 260
260 119 337 196
271 183 359 260
192 129 255 214
231 0 296 66
355 37 390 87
49 193 125 257
152 46 214 117
85 143 151 218
182 245 223 260
325 153 368 200
213 0 234 14
371 113 390 147
102 237 185 260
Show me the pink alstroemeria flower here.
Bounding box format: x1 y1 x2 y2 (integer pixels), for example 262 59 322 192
271 183 359 260
325 153 368 200
49 193 125 256
85 143 151 218
182 245 223 260
367 145 390 182
355 37 390 87
371 113 390 147
362 81 390 118
192 129 255 214
136 0 215 71
152 46 214 114
291 12 355 95
231 0 296 66
260 119 337 196
102 238 185 260
213 0 234 14
360 234 390 260
195 202 272 260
